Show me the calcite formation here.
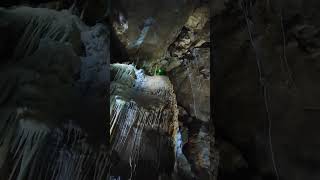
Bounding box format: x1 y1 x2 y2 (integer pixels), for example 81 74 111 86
0 7 110 180
110 63 179 178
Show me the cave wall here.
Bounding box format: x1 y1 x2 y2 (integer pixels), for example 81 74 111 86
212 0 320 179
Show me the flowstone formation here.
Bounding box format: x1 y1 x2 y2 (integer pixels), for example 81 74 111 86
110 64 179 179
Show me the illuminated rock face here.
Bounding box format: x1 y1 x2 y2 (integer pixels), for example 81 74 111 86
110 63 179 179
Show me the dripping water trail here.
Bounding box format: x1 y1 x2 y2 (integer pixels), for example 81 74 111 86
187 65 198 120
241 1 280 180
280 12 296 89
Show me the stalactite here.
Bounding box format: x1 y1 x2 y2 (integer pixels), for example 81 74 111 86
7 116 49 180
110 64 179 177
0 6 111 180
12 7 80 60
22 105 111 173
11 121 111 180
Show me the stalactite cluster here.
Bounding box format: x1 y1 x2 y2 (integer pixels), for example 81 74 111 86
110 64 179 178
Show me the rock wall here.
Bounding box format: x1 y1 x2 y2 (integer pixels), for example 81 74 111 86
110 0 197 63
212 0 320 179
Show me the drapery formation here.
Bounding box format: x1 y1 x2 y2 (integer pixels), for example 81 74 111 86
110 64 179 178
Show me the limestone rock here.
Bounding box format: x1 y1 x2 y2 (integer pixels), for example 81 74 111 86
110 64 179 179
185 6 210 31
110 0 196 62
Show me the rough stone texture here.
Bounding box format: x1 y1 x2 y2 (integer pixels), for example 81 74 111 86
78 23 110 95
165 3 217 179
185 6 210 31
110 0 197 63
184 122 212 180
168 4 210 123
217 140 248 179
212 0 320 179
170 47 210 123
